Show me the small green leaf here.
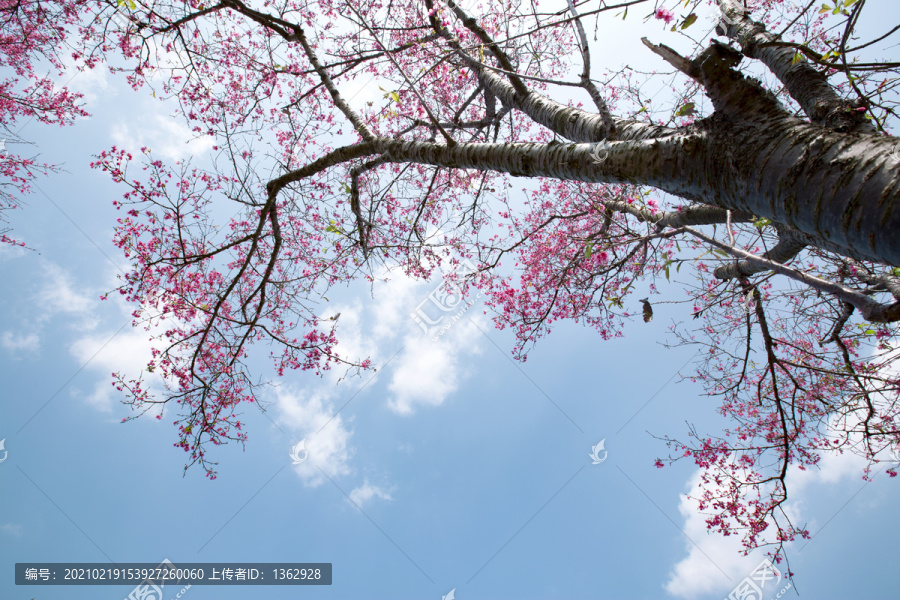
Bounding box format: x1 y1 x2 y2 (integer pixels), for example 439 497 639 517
681 14 698 29
792 51 805 64
390 91 400 102
665 264 670 281
819 4 832 13
713 248 730 257
675 102 696 117
753 217 772 229
584 242 593 260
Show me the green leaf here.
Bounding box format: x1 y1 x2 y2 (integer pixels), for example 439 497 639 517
712 248 730 257
325 220 341 235
584 242 593 260
753 217 772 229
183 424 193 435
792 51 805 64
390 91 400 102
675 102 696 117
665 264 670 281
128 0 136 8
681 14 698 29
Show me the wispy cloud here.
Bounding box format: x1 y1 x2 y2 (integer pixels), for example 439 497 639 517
1 523 23 538
68 324 159 413
110 114 215 162
37 262 94 324
348 480 393 507
1 331 39 353
278 387 354 488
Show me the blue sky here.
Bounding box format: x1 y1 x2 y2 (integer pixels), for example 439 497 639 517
2 2 899 599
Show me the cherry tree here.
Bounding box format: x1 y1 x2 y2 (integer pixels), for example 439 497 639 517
80 0 899 571
0 0 89 245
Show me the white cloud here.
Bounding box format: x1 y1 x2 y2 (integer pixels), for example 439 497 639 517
1 331 39 353
67 291 179 414
665 449 868 598
322 299 379 382
69 323 159 412
1 523 23 537
111 113 215 162
62 57 113 107
368 272 424 341
277 387 354 487
301 265 484 416
387 316 483 415
37 262 94 322
664 469 761 599
0 242 26 261
348 480 393 507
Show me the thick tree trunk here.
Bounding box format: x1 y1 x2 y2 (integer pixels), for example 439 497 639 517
704 116 899 266
330 116 898 266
